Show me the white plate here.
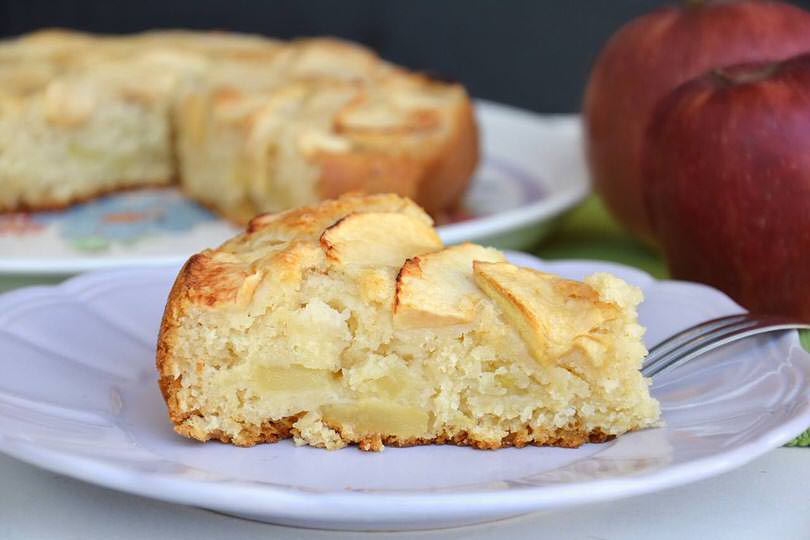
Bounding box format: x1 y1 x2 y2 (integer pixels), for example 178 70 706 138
0 101 588 275
1 254 808 531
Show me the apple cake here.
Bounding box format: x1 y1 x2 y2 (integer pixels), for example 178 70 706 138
157 193 660 451
0 30 476 222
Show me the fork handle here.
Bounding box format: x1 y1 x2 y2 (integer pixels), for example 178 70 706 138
642 323 810 379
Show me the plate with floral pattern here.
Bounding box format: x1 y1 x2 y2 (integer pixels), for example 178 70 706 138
0 102 588 274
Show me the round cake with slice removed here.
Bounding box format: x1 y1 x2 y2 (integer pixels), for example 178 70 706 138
157 193 660 451
0 30 476 223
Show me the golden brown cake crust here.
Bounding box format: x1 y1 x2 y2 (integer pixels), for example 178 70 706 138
315 96 478 221
245 191 433 237
416 97 479 219
164 413 613 451
156 255 195 427
0 177 172 214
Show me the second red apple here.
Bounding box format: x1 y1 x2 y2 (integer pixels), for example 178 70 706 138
584 0 810 242
643 54 810 319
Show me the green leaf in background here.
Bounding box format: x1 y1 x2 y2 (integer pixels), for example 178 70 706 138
800 329 810 352
534 196 808 447
533 196 667 278
785 428 810 447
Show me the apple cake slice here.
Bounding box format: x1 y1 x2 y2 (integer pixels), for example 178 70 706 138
157 194 660 450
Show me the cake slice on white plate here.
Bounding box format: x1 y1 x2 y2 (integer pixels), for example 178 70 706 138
157 193 660 451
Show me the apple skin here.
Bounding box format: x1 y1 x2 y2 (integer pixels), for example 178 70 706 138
584 0 810 243
643 54 810 319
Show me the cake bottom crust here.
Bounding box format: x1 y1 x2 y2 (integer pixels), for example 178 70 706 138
0 177 174 214
173 415 616 452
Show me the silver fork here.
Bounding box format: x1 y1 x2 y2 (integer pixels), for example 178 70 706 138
641 313 810 378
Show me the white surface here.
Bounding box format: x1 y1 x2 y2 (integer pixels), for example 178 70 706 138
0 101 588 274
2 449 808 539
1 255 808 530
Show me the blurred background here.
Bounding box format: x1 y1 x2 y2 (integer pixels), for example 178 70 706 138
4 0 809 113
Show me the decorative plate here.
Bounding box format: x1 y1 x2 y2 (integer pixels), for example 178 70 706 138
0 254 808 531
0 101 588 275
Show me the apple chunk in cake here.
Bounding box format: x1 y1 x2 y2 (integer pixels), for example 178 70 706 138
157 193 660 451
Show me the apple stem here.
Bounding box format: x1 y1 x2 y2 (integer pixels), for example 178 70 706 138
713 63 779 85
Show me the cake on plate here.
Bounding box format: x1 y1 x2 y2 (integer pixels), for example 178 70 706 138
0 30 476 223
156 194 660 451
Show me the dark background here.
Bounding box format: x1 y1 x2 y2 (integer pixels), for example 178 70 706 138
2 1 810 113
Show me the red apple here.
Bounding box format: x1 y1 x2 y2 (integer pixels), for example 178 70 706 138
584 0 810 243
643 54 810 319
